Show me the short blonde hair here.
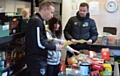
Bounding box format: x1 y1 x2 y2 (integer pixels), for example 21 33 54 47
39 1 55 11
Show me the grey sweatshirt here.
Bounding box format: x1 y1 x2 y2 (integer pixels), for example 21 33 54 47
46 27 74 65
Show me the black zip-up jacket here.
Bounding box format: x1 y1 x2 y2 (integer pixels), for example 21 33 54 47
64 12 98 50
25 13 56 58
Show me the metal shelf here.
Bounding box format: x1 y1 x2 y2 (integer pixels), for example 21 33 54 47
0 32 25 45
2 58 25 75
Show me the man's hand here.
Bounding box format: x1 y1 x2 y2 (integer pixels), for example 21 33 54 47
56 45 63 51
71 39 78 45
86 39 92 45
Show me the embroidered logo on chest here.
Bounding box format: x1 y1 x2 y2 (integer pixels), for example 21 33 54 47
82 22 89 27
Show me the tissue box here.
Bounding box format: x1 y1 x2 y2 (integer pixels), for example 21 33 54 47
0 24 9 38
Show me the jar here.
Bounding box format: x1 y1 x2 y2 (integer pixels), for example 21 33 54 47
102 36 108 45
79 63 91 76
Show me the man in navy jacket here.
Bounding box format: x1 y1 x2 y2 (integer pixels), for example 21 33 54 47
64 2 98 58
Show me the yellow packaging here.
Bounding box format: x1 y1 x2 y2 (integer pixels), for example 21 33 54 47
102 64 112 72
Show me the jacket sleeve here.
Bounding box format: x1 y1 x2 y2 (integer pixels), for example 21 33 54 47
35 19 56 50
64 18 73 40
90 20 98 43
65 46 73 53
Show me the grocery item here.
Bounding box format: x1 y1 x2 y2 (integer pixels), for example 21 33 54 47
101 48 110 61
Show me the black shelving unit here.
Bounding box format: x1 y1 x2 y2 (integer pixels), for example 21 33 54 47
0 32 26 76
0 32 25 46
2 58 25 74
0 0 30 76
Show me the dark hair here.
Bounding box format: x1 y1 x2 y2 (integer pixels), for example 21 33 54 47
39 1 55 11
48 17 62 39
80 2 89 9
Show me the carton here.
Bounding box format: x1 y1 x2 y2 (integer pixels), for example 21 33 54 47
101 48 110 61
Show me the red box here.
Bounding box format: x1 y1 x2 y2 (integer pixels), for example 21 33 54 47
91 64 104 71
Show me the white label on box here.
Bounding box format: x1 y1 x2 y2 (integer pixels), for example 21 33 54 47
2 25 9 31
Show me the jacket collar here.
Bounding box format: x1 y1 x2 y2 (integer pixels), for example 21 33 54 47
76 11 90 21
35 13 44 21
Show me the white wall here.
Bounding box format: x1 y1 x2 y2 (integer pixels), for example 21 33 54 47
0 0 31 12
62 0 71 29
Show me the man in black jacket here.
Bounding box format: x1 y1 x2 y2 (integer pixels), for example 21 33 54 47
25 1 63 76
64 3 98 58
